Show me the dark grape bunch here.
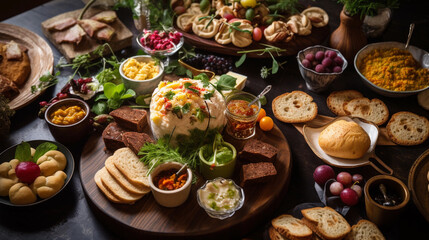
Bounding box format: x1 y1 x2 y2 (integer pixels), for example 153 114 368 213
184 53 233 75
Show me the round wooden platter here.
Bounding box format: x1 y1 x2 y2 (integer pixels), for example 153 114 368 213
175 23 329 58
80 124 291 239
408 148 429 223
0 23 54 110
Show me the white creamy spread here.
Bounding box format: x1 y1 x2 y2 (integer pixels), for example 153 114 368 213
149 78 226 141
199 179 240 211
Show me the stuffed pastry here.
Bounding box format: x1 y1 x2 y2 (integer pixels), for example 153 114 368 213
192 15 221 38
215 21 232 45
264 21 290 43
253 4 270 25
287 14 312 36
177 13 196 32
302 7 329 28
216 6 234 18
231 20 253 48
212 0 225 10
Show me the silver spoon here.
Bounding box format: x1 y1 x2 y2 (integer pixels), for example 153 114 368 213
174 163 188 181
405 23 415 50
248 85 272 107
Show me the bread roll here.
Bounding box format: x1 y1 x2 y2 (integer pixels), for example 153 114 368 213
318 120 370 159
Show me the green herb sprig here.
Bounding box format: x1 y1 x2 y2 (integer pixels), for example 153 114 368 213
91 83 136 115
235 44 286 77
338 0 399 19
15 141 57 163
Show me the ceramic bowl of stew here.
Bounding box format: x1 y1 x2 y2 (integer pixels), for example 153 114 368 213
148 162 192 207
44 98 91 145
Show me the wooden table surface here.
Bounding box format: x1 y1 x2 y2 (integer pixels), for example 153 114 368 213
1 0 429 239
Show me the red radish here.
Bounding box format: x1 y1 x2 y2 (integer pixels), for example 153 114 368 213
15 162 40 184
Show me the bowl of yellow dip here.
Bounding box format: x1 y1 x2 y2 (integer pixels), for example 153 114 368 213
119 55 164 95
354 42 429 97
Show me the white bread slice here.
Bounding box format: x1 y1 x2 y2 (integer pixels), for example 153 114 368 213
99 167 143 204
386 111 429 145
94 168 121 204
327 90 363 116
343 98 389 125
112 147 150 188
301 207 351 240
344 219 385 240
105 156 150 195
272 214 313 240
272 91 318 123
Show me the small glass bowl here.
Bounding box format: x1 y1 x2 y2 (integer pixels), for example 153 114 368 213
136 30 184 66
197 178 245 220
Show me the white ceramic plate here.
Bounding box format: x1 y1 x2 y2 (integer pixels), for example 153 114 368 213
303 116 393 175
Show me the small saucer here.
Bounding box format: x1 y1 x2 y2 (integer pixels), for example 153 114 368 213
303 116 393 175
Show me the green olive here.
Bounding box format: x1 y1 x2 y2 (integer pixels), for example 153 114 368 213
245 8 255 21
200 0 210 12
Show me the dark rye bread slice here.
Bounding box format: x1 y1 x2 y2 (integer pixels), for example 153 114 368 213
102 122 126 151
122 132 155 155
240 162 277 187
240 139 278 162
109 106 147 132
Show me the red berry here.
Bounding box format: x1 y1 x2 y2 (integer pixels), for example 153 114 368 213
15 162 40 184
39 101 48 107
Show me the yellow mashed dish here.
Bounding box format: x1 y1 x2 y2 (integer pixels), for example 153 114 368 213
360 48 429 91
50 105 86 125
122 58 159 80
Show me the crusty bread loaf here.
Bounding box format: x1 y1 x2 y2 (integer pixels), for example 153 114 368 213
344 220 385 240
98 167 143 204
94 168 121 204
112 148 150 188
327 90 363 116
272 214 313 240
32 170 67 199
9 183 37 205
318 120 370 159
272 91 318 123
343 98 389 126
105 156 150 195
301 207 351 240
386 111 429 145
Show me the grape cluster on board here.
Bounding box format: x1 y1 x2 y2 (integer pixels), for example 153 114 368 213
184 53 233 75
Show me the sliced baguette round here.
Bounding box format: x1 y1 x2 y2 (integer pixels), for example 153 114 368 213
272 91 318 123
327 90 363 116
99 167 143 204
112 147 150 188
344 220 385 240
94 168 121 204
105 156 150 195
343 98 389 125
301 207 351 240
386 111 429 145
272 214 313 240
269 226 287 240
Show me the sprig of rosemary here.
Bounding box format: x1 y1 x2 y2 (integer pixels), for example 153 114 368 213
199 15 215 29
226 21 252 34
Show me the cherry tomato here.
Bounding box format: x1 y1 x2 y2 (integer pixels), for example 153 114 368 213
257 108 266 122
240 0 257 8
253 27 262 41
260 116 274 131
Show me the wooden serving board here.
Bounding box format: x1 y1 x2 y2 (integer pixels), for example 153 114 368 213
408 148 429 223
80 124 291 239
175 23 329 58
0 23 53 110
41 7 133 62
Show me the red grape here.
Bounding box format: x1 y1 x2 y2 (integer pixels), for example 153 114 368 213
330 181 344 196
351 184 362 198
315 64 325 73
224 13 235 22
334 56 344 67
326 50 337 59
337 172 352 186
315 51 324 61
15 162 40 184
305 53 315 62
333 66 342 73
352 174 364 183
340 188 359 206
322 58 332 68
301 59 311 68
313 165 335 186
